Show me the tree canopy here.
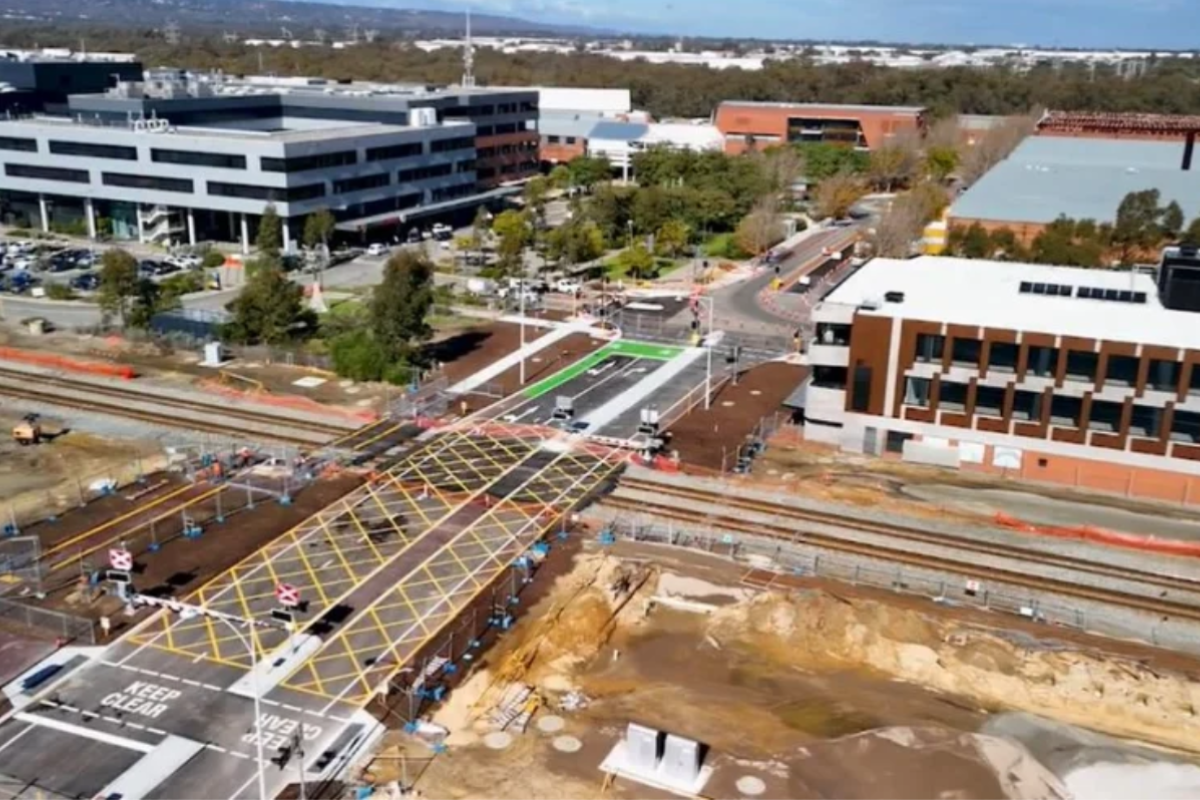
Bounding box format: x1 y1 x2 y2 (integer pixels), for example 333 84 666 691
97 248 140 327
223 265 315 344
370 250 434 364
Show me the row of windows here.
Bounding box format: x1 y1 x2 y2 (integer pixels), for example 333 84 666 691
333 173 391 195
333 193 421 222
261 150 358 173
207 181 326 202
431 136 475 154
364 142 423 163
543 135 580 146
49 140 138 161
477 142 539 159
0 136 38 153
431 184 476 203
914 333 1196 391
151 148 246 170
5 163 89 183
902 377 1200 443
103 172 193 193
398 164 453 182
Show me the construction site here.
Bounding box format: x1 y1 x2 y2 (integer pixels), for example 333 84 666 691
1 293 1200 800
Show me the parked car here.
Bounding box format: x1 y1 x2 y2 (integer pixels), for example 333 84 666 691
4 272 39 293
432 223 453 242
367 243 389 257
406 229 422 245
70 272 100 291
555 278 582 295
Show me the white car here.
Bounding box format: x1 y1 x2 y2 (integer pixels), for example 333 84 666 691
555 278 582 295
367 243 389 257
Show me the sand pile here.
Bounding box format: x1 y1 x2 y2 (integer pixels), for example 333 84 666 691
708 589 1200 752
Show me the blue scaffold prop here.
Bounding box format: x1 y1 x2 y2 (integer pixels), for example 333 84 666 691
2 523 17 537
183 516 203 539
598 525 616 546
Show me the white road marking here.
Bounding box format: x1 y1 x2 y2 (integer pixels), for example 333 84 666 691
228 769 261 800
16 711 155 754
0 724 33 757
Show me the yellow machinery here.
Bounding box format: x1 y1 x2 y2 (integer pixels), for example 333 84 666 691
11 414 42 446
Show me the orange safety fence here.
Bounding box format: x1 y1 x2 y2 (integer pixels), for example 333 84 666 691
199 379 378 424
0 347 136 380
994 512 1200 559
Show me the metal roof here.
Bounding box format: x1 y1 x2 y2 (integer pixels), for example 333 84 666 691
538 111 606 140
718 100 926 115
588 120 651 141
949 136 1200 225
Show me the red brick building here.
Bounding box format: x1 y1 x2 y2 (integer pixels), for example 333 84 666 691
1036 110 1200 142
714 101 927 154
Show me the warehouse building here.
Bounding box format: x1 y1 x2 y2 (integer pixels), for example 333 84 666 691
803 251 1200 504
714 101 926 154
947 136 1200 244
0 71 539 249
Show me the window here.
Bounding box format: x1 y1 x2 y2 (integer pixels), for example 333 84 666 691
850 365 872 412
1088 399 1123 432
903 377 931 408
1011 390 1043 422
455 160 476 174
334 193 421 222
1191 365 1200 397
49 140 137 161
1172 410 1200 443
102 172 193 193
987 342 1018 373
151 149 246 169
815 323 851 346
566 136 578 145
365 142 423 162
333 173 390 194
975 386 1005 418
938 381 968 412
1026 345 1059 378
950 337 981 367
915 333 944 363
1104 354 1140 388
1050 395 1083 428
1065 350 1098 382
1148 359 1181 393
811 366 847 389
494 122 518 135
261 151 356 173
0 136 37 153
431 136 475 153
398 164 453 182
207 181 325 202
431 184 475 202
1130 405 1162 439
5 163 89 183
547 135 562 144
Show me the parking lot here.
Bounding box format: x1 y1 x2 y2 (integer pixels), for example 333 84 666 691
0 238 210 297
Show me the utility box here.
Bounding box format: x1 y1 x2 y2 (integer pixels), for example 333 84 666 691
660 735 701 787
624 723 661 773
201 341 226 367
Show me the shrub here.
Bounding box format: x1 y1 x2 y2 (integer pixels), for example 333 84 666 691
44 283 76 300
202 250 227 269
330 329 388 382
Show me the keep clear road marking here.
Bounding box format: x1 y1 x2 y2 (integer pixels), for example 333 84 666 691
97 659 352 724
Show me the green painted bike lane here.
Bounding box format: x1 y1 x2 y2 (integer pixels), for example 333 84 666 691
522 339 685 399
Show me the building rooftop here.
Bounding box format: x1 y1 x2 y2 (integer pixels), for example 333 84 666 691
589 120 651 141
1038 110 1200 135
718 100 927 115
538 110 609 140
949 136 1200 226
822 255 1200 350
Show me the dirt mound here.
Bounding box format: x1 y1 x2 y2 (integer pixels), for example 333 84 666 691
710 590 1200 753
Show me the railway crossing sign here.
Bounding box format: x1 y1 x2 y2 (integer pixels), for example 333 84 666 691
109 548 133 572
275 583 301 608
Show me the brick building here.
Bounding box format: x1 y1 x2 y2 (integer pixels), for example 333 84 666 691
713 101 926 154
1036 110 1200 142
803 252 1200 505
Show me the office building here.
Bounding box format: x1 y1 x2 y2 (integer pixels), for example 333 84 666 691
0 71 540 249
714 101 927 154
803 254 1200 504
0 49 142 115
948 135 1200 244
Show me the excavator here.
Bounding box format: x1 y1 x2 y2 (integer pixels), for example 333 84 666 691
11 414 43 446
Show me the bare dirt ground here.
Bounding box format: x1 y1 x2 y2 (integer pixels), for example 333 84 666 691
754 437 1200 535
0 411 167 528
457 332 608 411
665 362 806 470
431 322 550 391
360 539 1200 800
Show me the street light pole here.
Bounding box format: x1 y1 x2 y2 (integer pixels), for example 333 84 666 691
217 618 269 800
704 296 714 410
519 284 526 385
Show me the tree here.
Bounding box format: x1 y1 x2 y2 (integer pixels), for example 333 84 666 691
567 154 612 190
223 266 315 345
950 222 995 259
655 219 690 258
795 143 869 181
97 248 139 326
735 196 783 256
302 208 336 252
813 172 866 220
613 243 654 281
959 113 1037 185
548 164 572 191
1184 217 1200 245
867 132 920 192
370 250 433 364
1162 201 1185 239
492 209 532 276
870 194 929 258
524 175 549 219
256 203 283 262
546 219 605 266
925 146 960 182
1112 189 1166 264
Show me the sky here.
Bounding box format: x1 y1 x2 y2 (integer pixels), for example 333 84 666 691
372 0 1200 50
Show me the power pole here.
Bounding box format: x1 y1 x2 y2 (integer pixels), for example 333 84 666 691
462 8 476 88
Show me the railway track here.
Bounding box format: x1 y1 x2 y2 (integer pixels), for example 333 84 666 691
608 478 1200 623
0 367 349 445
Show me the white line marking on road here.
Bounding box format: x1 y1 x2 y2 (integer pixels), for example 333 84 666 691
15 712 155 754
182 679 201 687
228 770 260 800
209 744 228 753
282 704 301 712
0 724 33 757
202 684 221 691
148 727 167 735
